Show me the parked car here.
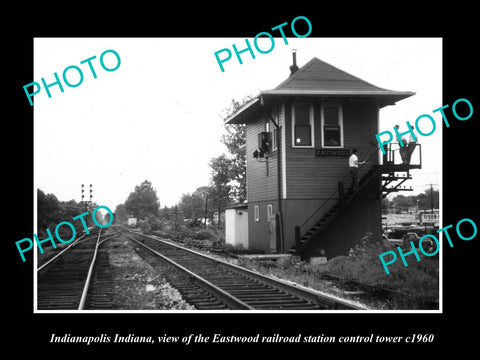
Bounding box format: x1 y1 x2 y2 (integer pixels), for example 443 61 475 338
402 232 435 251
382 234 403 247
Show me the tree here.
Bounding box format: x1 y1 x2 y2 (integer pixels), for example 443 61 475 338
381 197 390 214
209 154 233 211
388 188 439 213
37 189 61 230
61 199 87 218
124 180 160 219
37 189 93 235
194 186 213 227
178 192 204 222
115 203 128 224
222 123 247 204
416 188 439 211
391 194 413 212
208 96 250 208
221 98 248 204
158 205 171 221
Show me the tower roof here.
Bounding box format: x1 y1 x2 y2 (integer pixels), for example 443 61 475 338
272 57 411 94
226 57 414 124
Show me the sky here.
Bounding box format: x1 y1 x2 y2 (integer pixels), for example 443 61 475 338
34 37 442 210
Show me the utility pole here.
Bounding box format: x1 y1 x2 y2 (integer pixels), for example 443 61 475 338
423 183 437 234
427 183 437 214
204 194 208 228
174 205 178 232
430 184 433 214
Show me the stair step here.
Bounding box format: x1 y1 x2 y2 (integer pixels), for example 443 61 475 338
297 166 383 251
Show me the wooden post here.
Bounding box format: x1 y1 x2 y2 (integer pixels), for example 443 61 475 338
295 226 301 247
174 205 178 231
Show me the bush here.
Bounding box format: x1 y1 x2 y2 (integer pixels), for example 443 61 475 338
194 230 212 240
139 220 152 234
276 256 295 269
149 218 164 231
317 232 439 307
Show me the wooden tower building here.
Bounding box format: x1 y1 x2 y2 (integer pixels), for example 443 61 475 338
226 54 420 259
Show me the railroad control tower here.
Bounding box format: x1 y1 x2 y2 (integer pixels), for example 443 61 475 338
226 54 420 259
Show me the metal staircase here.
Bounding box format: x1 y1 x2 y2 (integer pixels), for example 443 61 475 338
291 143 422 257
292 165 382 256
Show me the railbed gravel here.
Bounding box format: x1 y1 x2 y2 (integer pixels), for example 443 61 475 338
106 235 194 310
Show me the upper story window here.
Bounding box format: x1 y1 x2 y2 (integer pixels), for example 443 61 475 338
321 104 343 148
292 103 314 147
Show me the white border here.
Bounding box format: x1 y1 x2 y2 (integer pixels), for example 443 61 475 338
32 38 442 315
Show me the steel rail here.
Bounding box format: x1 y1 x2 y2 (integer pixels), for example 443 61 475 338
37 228 106 273
37 233 88 273
126 235 254 310
130 230 365 310
78 229 103 310
38 229 120 310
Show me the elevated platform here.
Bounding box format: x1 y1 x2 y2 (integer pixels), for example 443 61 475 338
382 163 421 172
381 143 422 198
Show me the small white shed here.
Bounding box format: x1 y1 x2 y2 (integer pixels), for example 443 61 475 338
225 205 248 248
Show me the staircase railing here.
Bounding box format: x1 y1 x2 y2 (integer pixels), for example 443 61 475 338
383 142 422 168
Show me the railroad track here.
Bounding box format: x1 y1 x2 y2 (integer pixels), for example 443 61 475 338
121 228 363 310
37 228 116 310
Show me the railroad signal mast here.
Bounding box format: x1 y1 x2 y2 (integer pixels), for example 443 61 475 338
81 184 93 211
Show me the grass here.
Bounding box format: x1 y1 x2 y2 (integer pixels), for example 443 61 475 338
312 239 439 308
236 236 439 310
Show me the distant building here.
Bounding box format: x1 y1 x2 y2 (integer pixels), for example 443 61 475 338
226 54 420 259
225 205 248 248
417 209 439 226
127 217 137 226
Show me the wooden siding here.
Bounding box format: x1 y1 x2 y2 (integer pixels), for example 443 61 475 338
282 198 337 250
299 171 382 258
245 108 282 203
247 200 278 252
285 101 379 200
245 99 382 253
